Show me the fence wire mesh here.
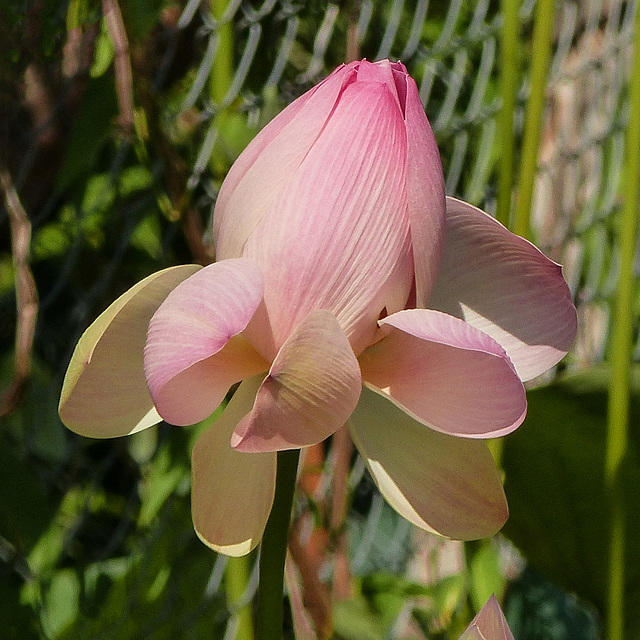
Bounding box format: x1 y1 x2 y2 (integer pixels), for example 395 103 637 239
0 0 638 638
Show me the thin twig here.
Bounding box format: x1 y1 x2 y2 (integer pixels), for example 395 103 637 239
102 0 135 132
330 425 353 600
284 552 318 640
288 526 332 639
0 169 38 418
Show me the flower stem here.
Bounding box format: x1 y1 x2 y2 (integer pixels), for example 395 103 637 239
496 0 520 229
256 449 301 640
513 0 556 240
605 5 640 639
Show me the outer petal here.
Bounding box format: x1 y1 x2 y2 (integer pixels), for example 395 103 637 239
192 375 276 556
359 309 526 438
428 198 577 381
244 80 412 358
403 70 446 306
231 310 362 452
144 259 269 426
59 265 200 437
213 63 356 260
349 386 509 539
459 595 515 640
356 59 402 110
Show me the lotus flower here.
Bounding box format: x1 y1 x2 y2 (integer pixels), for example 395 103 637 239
59 59 577 556
459 595 515 640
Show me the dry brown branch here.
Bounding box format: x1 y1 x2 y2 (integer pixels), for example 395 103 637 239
102 0 134 132
288 527 332 639
285 550 324 640
0 169 38 418
330 425 353 601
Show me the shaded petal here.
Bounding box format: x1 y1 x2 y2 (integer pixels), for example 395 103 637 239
349 386 508 539
459 595 515 640
428 198 577 381
144 259 269 426
192 375 276 556
359 309 526 438
244 80 412 357
59 265 200 437
403 72 446 306
232 310 362 452
214 64 356 260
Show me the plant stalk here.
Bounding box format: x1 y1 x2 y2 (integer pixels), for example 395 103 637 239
513 0 556 240
256 449 301 640
496 0 521 229
605 4 640 639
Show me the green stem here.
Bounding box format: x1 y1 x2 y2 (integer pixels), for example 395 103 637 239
256 449 301 640
605 5 640 639
513 0 556 240
210 0 234 105
496 0 520 229
226 556 254 640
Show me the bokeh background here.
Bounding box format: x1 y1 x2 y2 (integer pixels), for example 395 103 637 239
1 1 639 638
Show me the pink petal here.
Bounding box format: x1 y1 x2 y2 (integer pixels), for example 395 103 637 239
192 375 276 556
359 309 526 438
59 265 200 437
390 61 409 109
349 386 509 540
213 64 357 260
428 198 577 381
403 70 446 306
144 258 269 426
459 595 515 640
243 79 413 358
231 310 362 452
356 59 402 110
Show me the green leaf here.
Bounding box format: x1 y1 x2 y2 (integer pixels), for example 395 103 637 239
43 569 81 639
502 365 640 636
90 18 114 78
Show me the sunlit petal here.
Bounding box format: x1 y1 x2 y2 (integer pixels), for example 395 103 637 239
349 386 508 539
360 309 526 438
192 375 276 556
232 310 362 452
59 265 200 437
144 259 269 426
429 198 577 381
214 64 357 260
243 80 412 357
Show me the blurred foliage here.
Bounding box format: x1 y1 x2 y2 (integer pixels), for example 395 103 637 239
503 366 640 638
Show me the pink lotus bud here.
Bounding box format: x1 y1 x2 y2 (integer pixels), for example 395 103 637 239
459 595 515 640
213 59 446 359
